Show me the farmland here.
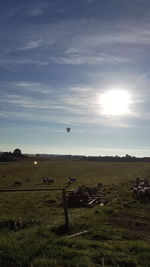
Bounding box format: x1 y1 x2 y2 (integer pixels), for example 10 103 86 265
0 158 150 266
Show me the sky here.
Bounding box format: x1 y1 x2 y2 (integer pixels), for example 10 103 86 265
1 0 150 156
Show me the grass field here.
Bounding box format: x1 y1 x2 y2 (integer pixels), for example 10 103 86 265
0 158 150 266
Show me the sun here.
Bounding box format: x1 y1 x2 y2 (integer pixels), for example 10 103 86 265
99 89 131 116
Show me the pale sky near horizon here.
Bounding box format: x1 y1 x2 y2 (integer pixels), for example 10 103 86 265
1 0 150 156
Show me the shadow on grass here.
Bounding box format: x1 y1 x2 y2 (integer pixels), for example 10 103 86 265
51 222 88 236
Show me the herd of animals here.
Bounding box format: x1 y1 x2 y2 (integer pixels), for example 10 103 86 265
132 177 150 202
1 174 150 204
12 176 76 187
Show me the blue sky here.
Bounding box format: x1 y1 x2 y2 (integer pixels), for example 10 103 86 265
1 0 150 156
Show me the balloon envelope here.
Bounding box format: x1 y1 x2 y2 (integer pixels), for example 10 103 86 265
66 128 71 133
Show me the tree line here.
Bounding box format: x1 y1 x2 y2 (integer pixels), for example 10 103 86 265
0 149 26 162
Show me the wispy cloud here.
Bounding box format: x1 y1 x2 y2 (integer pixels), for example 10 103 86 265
0 2 50 19
69 86 92 92
0 92 91 115
0 56 49 70
0 79 142 129
1 17 150 70
25 8 43 17
12 82 51 94
51 53 129 65
20 40 42 50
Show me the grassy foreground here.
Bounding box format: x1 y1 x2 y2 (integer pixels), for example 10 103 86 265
0 158 150 266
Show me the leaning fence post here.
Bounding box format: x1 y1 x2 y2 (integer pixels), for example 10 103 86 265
62 189 69 232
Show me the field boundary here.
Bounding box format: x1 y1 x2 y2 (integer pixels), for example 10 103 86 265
0 187 69 232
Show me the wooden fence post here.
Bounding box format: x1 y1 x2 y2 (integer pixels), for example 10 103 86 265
62 189 69 232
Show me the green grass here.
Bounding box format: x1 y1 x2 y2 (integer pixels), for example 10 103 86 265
0 159 150 266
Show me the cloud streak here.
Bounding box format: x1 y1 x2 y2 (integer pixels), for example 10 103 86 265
1 18 150 70
0 79 145 130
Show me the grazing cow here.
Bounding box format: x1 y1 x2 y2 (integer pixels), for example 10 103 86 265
14 181 22 186
43 177 54 184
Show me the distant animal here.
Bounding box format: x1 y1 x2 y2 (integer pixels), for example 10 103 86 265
69 177 76 182
146 187 150 202
14 181 22 186
144 187 148 201
139 182 145 188
137 188 146 202
132 176 150 202
133 187 138 199
43 177 54 184
43 177 47 183
26 177 31 182
67 177 76 186
47 178 54 184
144 179 149 187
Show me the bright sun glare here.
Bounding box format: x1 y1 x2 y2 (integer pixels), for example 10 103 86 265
100 89 131 116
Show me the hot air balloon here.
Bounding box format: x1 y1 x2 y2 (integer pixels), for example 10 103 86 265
66 127 71 133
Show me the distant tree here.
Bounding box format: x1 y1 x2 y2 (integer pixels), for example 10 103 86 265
0 152 13 161
13 148 22 157
125 154 132 158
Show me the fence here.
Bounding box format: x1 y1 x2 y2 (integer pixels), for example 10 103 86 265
0 187 69 232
